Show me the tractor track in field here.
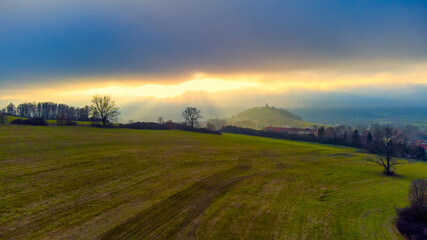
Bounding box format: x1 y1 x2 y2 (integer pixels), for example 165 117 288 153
100 164 253 240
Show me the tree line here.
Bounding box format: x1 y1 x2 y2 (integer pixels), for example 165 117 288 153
3 102 93 121
1 95 122 124
1 96 205 130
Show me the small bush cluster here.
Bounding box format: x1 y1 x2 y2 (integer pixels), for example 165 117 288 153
396 207 427 240
118 121 221 135
65 120 77 126
174 124 222 135
397 179 427 239
91 122 114 128
10 118 48 126
119 122 171 130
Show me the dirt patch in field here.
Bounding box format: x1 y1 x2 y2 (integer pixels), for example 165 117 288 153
99 164 253 240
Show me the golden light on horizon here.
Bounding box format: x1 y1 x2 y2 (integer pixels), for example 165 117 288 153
62 77 258 99
1 62 427 105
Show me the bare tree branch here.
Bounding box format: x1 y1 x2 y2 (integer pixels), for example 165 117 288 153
91 95 120 126
366 125 407 176
182 107 202 128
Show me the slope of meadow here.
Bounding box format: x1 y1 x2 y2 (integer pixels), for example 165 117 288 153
0 126 425 239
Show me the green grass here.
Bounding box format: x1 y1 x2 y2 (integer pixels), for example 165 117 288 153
45 119 94 125
1 126 425 239
229 106 331 129
5 115 21 123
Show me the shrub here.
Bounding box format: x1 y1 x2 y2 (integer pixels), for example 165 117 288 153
11 118 48 126
207 122 217 131
65 120 77 126
91 122 114 128
397 179 427 239
396 206 427 240
409 179 427 207
118 121 221 135
10 119 24 125
171 122 221 135
119 122 171 130
91 122 102 127
27 118 48 126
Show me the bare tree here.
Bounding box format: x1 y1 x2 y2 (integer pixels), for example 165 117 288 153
90 106 101 120
409 179 427 208
182 107 202 128
157 116 164 124
366 125 404 175
56 113 67 125
206 122 216 131
91 95 120 126
207 118 226 130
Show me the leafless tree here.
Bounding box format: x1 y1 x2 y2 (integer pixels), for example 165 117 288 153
56 113 67 125
157 117 164 124
91 95 120 126
366 125 404 175
409 179 427 208
206 122 216 131
207 118 227 130
182 107 202 128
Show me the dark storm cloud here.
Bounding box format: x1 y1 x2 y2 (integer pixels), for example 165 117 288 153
0 0 426 83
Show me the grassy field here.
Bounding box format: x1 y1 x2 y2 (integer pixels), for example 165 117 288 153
45 119 94 125
4 115 21 123
0 126 425 239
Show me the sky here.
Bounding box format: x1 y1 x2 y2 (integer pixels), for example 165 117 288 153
0 0 426 120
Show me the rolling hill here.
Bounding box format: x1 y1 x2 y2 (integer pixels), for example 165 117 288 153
0 125 419 239
228 105 318 129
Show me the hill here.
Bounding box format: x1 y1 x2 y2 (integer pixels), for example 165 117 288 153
228 105 317 129
0 125 418 239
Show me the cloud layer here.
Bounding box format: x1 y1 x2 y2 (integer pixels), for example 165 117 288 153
1 0 426 116
1 0 426 83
